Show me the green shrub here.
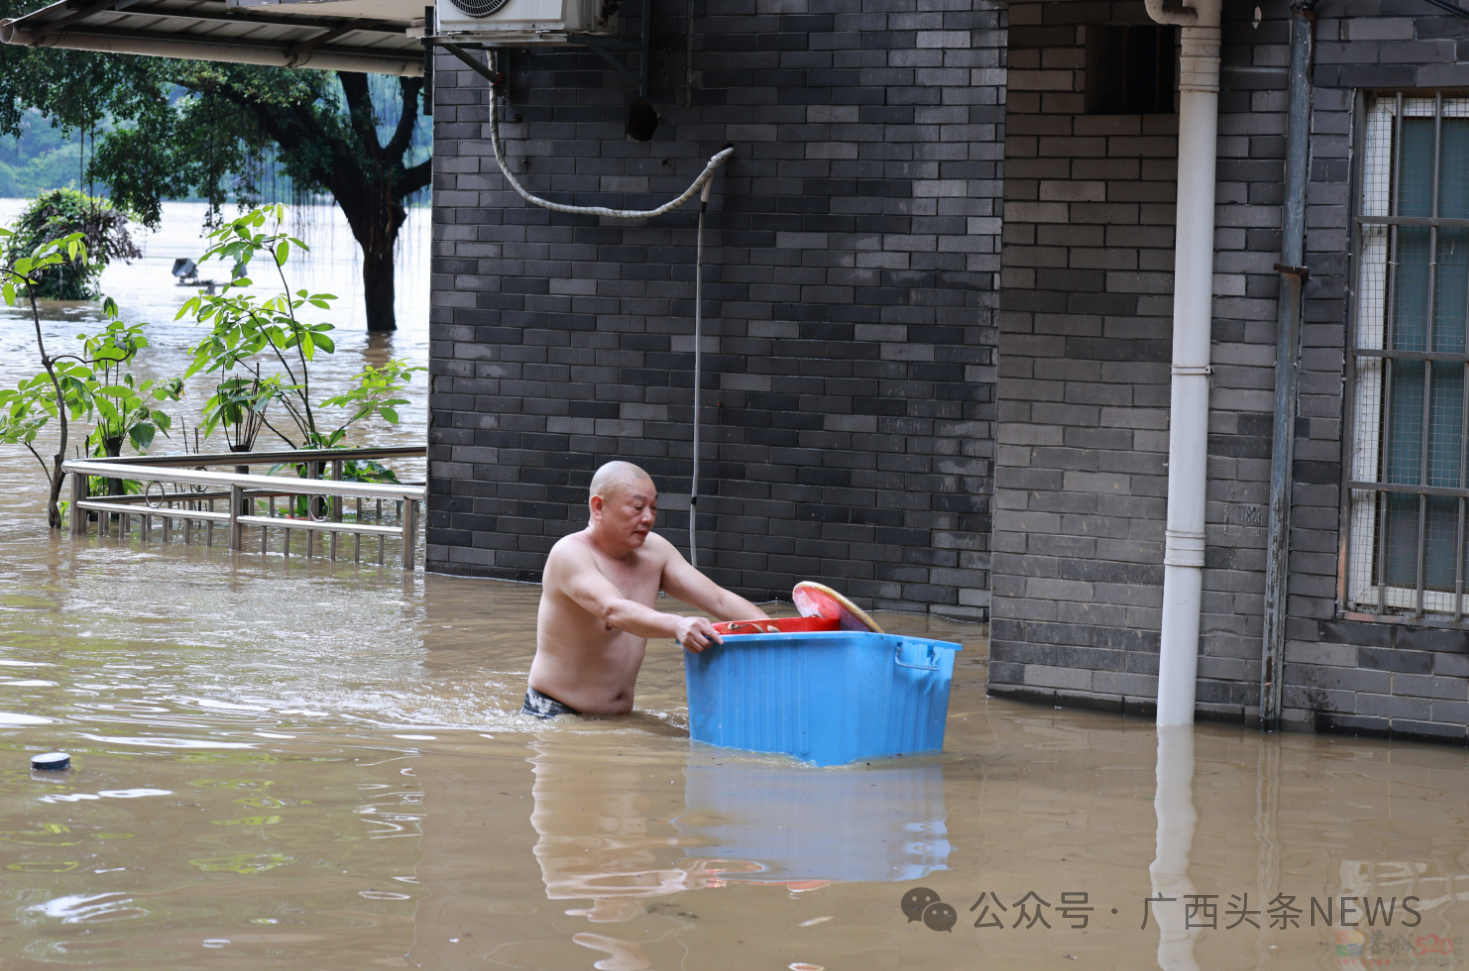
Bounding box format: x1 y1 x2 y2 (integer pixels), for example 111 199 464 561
2 189 140 299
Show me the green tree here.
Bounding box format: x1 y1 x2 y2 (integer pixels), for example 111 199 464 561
3 189 141 299
0 29 430 331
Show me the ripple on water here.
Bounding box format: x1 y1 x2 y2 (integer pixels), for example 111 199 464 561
28 893 147 924
0 711 53 725
74 734 257 750
38 789 173 804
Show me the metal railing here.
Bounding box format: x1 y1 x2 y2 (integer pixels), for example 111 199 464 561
62 446 426 569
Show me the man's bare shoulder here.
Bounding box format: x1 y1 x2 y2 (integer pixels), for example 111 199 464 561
641 530 677 554
544 531 596 574
641 530 683 566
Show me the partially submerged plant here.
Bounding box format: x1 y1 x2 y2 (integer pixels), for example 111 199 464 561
319 359 419 449
205 367 269 453
82 318 182 500
0 229 175 527
83 318 181 458
181 204 423 454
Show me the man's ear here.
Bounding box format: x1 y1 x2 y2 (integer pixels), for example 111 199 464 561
589 494 605 520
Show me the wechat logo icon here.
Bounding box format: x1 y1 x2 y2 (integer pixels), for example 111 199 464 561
900 887 956 932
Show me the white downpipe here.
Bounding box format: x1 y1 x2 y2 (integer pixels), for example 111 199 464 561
1147 0 1221 726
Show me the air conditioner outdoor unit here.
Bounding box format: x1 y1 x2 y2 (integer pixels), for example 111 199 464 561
433 0 614 43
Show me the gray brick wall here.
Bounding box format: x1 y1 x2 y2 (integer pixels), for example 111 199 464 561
989 0 1181 714
1280 2 1469 746
989 0 1469 744
427 0 1007 616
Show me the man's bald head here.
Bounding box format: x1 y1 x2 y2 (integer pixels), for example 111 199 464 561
589 461 656 503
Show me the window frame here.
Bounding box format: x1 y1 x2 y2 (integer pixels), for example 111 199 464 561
1343 89 1469 627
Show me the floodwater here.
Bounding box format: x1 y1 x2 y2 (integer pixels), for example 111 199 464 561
0 204 1466 971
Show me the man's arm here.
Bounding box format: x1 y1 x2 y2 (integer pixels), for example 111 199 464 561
654 534 771 622
553 541 725 651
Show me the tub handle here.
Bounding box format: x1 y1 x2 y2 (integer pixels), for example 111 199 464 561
893 642 941 671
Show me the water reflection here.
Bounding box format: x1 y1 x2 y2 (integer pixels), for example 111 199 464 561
528 736 713 923
525 738 951 931
1151 725 1201 971
515 730 952 970
679 764 949 885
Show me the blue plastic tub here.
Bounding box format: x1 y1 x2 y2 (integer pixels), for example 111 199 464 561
684 631 962 766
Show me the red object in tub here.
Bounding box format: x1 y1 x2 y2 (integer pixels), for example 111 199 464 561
712 616 841 635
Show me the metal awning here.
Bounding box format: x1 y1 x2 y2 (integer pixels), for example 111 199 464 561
0 0 424 75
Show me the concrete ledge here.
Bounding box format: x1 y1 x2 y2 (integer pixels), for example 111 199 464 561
985 683 1058 708
985 681 1161 717
987 682 1251 724
1314 710 1469 747
426 560 542 583
1194 702 1247 725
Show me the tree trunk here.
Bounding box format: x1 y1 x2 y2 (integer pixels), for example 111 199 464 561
336 188 404 333
331 138 408 333
362 227 397 333
47 452 65 530
102 434 125 501
197 73 428 332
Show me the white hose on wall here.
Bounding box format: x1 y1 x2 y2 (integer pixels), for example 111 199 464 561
689 181 712 569
488 86 734 219
483 68 731 564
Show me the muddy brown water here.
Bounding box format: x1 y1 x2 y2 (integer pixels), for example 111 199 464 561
0 204 1466 970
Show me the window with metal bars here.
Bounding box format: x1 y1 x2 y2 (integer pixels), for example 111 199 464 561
1347 92 1469 623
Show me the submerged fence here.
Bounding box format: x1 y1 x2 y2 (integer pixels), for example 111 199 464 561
62 446 426 569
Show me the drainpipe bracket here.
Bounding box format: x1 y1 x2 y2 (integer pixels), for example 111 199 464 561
1171 364 1213 376
1164 529 1207 568
1274 262 1310 280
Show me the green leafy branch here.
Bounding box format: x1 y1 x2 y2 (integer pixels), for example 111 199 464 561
180 205 421 454
2 230 95 527
180 204 338 449
318 359 424 448
0 230 168 527
83 315 181 456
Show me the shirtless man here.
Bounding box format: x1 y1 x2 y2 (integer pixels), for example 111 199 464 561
524 461 770 717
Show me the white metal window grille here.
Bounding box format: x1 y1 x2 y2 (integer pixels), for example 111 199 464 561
1348 92 1469 622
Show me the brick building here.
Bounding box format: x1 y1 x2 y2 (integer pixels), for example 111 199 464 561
983 0 1469 742
426 0 1006 618
427 0 1469 740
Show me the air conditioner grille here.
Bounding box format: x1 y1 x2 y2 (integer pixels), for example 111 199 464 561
446 0 509 17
